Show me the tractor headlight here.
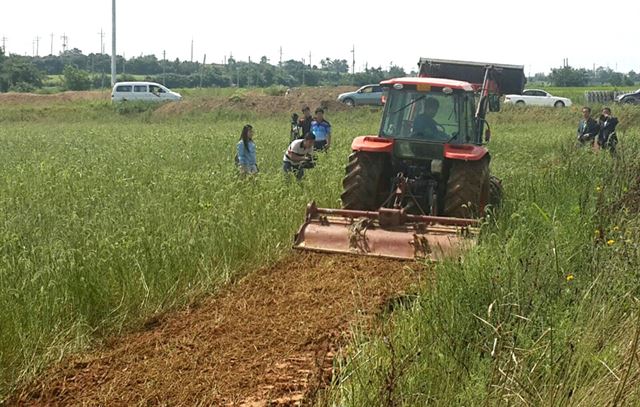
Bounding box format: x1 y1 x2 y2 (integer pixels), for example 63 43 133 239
431 159 443 174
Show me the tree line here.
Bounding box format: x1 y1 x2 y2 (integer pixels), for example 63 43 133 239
1 47 637 92
532 66 639 87
0 48 408 92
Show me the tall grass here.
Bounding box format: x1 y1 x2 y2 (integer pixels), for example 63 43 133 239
1 94 639 404
324 107 640 405
0 107 376 398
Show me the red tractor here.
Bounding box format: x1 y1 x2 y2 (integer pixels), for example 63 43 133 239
295 58 525 260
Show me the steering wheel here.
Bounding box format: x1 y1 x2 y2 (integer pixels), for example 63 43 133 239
410 124 447 140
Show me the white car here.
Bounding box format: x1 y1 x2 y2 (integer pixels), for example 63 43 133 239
111 81 182 102
504 89 572 107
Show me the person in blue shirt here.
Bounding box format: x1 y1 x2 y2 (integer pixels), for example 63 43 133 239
236 124 258 174
310 108 332 151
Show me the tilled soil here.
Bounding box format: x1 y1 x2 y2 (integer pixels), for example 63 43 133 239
152 86 356 118
12 253 423 406
0 91 109 104
0 87 361 117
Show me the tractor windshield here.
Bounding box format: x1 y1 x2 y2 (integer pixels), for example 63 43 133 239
380 89 476 143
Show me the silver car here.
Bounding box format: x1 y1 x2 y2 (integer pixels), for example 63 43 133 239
337 84 384 106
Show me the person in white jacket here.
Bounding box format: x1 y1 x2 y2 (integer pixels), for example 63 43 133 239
283 132 315 180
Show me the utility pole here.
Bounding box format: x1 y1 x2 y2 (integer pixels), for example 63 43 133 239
111 0 117 86
190 38 194 62
162 50 166 85
309 51 312 67
279 46 282 66
61 33 68 53
302 58 305 86
1 36 6 53
350 44 355 75
50 33 54 55
199 53 206 87
99 28 105 54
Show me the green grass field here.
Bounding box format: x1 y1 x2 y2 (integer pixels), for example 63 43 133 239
1 94 640 404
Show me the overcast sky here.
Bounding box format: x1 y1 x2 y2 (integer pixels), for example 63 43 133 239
1 0 638 75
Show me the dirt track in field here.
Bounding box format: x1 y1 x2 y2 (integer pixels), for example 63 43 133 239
12 253 424 406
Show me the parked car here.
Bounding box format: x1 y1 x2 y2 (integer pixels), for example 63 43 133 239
616 88 640 104
111 81 182 102
503 89 572 107
337 84 384 106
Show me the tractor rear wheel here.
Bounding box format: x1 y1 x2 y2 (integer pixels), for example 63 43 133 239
341 151 388 210
443 157 490 218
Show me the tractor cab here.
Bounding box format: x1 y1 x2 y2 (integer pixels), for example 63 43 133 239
379 78 479 146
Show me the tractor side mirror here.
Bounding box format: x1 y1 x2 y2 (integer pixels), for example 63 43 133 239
484 128 491 142
488 94 500 112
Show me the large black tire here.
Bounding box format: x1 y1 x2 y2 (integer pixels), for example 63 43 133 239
488 175 503 210
443 157 490 218
341 151 388 210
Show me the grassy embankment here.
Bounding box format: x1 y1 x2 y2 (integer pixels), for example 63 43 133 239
323 105 640 406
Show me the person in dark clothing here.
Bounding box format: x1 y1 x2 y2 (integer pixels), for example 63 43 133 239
597 107 619 153
412 97 447 140
298 106 313 137
577 106 600 146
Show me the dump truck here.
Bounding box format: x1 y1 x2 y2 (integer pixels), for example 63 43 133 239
294 58 525 260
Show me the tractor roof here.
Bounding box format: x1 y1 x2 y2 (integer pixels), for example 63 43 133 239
381 77 474 92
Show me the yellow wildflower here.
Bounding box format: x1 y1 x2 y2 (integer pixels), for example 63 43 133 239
607 239 615 246
595 186 602 192
613 226 619 232
566 274 574 282
594 229 600 237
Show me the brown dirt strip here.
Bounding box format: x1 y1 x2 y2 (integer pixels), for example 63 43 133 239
11 253 425 406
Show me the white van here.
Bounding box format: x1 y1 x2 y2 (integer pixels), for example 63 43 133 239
111 81 182 102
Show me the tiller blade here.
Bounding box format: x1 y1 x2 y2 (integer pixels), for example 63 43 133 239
293 202 479 261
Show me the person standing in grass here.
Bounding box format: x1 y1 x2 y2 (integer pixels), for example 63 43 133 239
236 124 258 175
311 108 332 151
576 106 600 147
597 107 619 153
298 106 314 137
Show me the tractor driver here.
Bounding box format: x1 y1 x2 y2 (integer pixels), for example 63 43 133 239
412 97 446 140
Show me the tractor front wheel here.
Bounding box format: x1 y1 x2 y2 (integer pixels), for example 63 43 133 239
341 151 388 210
443 157 490 218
